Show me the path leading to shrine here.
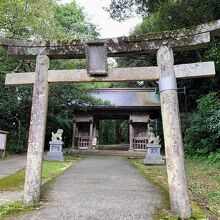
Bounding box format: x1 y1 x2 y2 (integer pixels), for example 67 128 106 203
15 156 163 220
0 155 26 179
0 156 27 205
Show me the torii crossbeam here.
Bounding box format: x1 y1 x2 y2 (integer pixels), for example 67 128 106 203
1 19 220 219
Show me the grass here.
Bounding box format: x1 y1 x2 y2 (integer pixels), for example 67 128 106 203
185 159 220 214
0 155 82 219
153 203 208 220
0 169 25 191
129 158 220 219
0 155 82 192
0 157 78 192
0 201 42 218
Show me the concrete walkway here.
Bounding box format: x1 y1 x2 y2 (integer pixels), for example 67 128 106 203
0 155 26 179
14 156 163 220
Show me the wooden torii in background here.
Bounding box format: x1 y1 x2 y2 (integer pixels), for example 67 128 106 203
1 19 220 219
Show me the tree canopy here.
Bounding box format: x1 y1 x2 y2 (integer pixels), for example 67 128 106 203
106 0 220 157
106 0 220 25
0 0 101 150
105 0 163 21
0 0 99 40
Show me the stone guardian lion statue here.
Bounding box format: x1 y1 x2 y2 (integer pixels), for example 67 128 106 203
148 124 160 145
51 129 63 141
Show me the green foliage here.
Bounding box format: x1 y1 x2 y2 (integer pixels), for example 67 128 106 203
0 169 25 191
184 93 220 157
107 0 220 26
0 201 42 218
7 143 26 155
0 71 33 149
0 0 102 150
0 160 74 192
99 120 129 145
109 0 220 160
45 83 108 147
0 0 99 40
105 0 164 21
54 2 99 40
135 0 220 33
0 0 62 39
206 150 220 165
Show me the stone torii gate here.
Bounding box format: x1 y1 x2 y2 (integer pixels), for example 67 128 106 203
1 19 220 218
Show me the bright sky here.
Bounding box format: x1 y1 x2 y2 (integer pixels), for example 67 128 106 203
61 0 141 38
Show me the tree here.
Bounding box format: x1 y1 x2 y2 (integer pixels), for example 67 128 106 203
0 0 101 150
0 0 99 40
132 0 220 34
105 0 164 21
184 93 220 156
111 0 220 109
0 0 64 39
54 2 99 40
106 0 220 158
106 0 220 24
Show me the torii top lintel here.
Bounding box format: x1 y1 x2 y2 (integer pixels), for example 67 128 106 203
0 19 220 60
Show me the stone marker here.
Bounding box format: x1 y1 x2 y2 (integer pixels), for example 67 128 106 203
44 129 64 161
144 144 165 164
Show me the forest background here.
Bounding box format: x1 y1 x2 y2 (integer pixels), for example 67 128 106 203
0 0 219 163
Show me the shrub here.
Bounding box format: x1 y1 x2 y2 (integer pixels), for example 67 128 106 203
206 150 220 166
184 92 220 157
7 142 26 155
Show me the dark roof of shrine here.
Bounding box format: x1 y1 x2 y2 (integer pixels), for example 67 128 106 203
90 88 160 110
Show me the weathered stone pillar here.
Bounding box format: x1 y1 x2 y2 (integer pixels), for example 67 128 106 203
93 123 97 138
23 55 50 205
89 121 93 147
157 45 191 218
129 121 134 151
72 121 76 148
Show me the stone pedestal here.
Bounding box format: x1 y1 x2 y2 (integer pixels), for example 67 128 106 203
44 141 64 161
144 144 165 165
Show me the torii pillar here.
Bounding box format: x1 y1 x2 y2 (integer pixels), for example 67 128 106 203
23 55 50 205
157 45 191 218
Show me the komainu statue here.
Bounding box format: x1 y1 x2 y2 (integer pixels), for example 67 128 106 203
148 124 160 145
51 129 63 141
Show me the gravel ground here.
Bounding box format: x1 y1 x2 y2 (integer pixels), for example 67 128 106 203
14 156 163 220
